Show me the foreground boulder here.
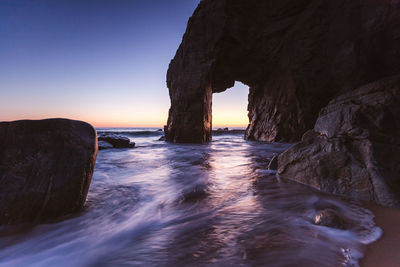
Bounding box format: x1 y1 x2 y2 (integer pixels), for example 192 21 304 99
98 133 135 149
278 75 400 208
0 119 98 224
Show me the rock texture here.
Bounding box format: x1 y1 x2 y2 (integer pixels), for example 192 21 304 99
98 134 135 149
98 140 113 150
278 75 400 207
0 119 98 224
166 0 400 143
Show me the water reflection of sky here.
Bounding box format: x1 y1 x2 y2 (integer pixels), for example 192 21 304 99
0 133 381 267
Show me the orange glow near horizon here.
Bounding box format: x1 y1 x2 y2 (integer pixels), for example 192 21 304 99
0 113 168 128
1 83 249 128
212 112 248 128
91 119 167 128
212 82 249 128
0 114 248 128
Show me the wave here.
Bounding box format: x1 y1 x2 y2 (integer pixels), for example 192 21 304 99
211 129 246 136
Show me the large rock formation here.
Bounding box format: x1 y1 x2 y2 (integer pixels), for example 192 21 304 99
166 0 400 143
278 75 400 207
0 119 98 224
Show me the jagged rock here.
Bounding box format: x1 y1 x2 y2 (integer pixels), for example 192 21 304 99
98 140 113 150
217 128 229 132
278 75 400 208
314 209 349 230
98 134 135 149
0 119 98 224
166 0 400 143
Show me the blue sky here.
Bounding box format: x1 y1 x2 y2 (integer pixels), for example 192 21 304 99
0 0 249 127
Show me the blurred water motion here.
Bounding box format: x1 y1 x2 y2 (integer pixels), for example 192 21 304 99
0 129 381 267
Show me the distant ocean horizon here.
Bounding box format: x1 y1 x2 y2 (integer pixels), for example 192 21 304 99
95 126 248 131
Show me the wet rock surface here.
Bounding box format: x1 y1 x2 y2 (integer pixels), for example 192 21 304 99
98 133 135 149
314 209 350 230
278 75 400 208
166 0 400 143
98 140 113 150
0 119 98 224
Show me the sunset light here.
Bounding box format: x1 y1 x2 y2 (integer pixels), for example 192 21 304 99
1 0 399 266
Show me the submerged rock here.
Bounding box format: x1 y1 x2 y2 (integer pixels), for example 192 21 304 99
314 209 349 230
98 140 113 150
166 0 400 143
0 119 98 224
178 184 208 203
98 133 135 149
278 75 400 208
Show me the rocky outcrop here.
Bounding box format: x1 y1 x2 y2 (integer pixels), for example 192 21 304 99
98 134 135 149
278 75 400 207
0 119 98 224
98 140 113 150
166 0 400 143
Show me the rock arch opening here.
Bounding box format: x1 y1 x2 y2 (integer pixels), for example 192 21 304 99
212 82 249 132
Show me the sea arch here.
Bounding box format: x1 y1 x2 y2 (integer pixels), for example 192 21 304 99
164 0 394 143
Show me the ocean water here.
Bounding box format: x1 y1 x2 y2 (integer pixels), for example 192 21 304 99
0 128 381 267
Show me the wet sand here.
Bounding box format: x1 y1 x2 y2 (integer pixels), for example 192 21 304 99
361 203 400 267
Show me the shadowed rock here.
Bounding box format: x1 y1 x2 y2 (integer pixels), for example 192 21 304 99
314 209 349 230
98 140 113 150
278 75 400 208
166 0 400 143
0 119 98 224
178 184 209 203
98 133 135 149
267 156 278 171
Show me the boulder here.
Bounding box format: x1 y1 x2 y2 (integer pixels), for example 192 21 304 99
278 75 400 208
0 119 98 224
165 0 400 143
98 133 135 149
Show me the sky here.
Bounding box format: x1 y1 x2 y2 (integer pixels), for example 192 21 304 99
0 0 249 128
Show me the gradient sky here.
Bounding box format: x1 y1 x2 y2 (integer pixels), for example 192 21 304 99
0 0 249 127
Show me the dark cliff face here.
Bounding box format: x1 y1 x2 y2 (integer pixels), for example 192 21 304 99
166 0 400 143
278 75 400 207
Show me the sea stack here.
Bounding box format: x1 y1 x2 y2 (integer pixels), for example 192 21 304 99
0 119 98 224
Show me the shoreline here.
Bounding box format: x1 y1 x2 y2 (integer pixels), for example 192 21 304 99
361 203 400 267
